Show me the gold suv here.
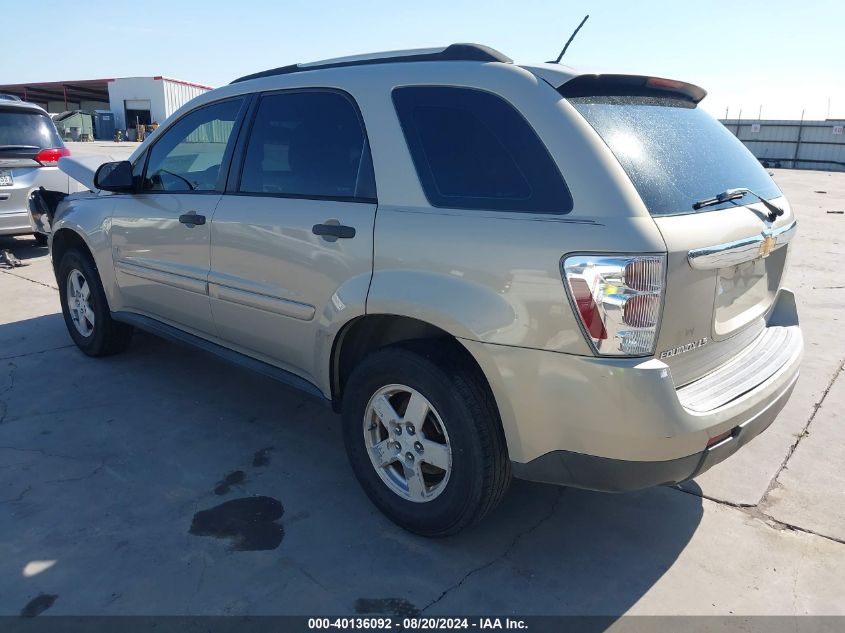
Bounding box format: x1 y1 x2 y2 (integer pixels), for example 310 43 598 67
48 44 802 536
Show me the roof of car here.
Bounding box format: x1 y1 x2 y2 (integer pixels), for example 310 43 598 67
0 99 49 114
231 43 513 84
227 43 705 102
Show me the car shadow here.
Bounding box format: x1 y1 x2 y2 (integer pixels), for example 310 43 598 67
427 479 704 615
0 315 704 617
0 235 48 263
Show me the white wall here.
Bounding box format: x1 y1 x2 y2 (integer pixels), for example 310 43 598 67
162 80 209 123
108 77 166 130
107 77 210 130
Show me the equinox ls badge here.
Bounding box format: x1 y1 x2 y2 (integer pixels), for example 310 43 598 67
659 337 708 359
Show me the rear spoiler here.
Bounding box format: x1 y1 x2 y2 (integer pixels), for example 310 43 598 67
557 74 707 104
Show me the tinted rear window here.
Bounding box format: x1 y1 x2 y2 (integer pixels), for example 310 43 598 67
0 109 63 149
569 96 781 216
240 90 375 200
393 87 572 213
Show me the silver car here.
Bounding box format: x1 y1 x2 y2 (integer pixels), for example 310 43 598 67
0 99 75 244
48 44 802 536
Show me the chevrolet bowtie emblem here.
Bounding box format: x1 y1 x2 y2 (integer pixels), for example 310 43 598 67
759 234 776 258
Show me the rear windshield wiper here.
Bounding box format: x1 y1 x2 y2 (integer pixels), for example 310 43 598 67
692 188 784 220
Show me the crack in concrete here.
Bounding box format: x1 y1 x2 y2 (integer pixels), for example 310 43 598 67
0 485 31 505
747 505 845 547
0 445 94 461
420 488 565 614
760 359 845 505
0 268 58 291
0 361 17 425
0 456 105 507
1 344 75 361
678 358 845 510
673 485 754 509
669 358 845 548
673 484 845 546
44 459 107 484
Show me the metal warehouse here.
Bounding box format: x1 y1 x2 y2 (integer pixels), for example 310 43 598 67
0 76 211 138
722 118 845 172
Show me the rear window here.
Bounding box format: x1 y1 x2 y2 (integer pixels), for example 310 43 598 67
0 109 63 149
393 87 572 213
240 90 375 201
569 96 781 216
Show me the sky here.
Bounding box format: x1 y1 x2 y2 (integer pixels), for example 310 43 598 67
5 0 845 121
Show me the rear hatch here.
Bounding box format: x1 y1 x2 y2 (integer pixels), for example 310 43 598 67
0 105 65 168
565 82 795 386
1 105 68 226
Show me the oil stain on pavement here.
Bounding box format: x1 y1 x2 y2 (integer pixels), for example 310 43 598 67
355 598 420 617
20 593 58 617
190 496 284 551
252 447 273 467
214 470 246 495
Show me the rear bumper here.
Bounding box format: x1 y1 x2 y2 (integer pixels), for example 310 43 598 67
0 210 34 235
462 288 802 491
0 166 68 235
511 368 797 490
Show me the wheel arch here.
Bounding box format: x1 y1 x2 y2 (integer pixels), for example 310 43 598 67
51 227 92 277
330 314 487 407
330 312 528 461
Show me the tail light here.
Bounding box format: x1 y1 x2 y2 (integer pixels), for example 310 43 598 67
34 147 71 167
562 254 666 356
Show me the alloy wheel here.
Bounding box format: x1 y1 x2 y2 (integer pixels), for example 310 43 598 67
363 384 452 503
66 268 95 337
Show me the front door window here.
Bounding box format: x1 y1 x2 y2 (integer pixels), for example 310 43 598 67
142 99 244 193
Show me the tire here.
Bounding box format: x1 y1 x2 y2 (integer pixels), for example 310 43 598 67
342 343 511 536
33 233 48 246
58 248 133 356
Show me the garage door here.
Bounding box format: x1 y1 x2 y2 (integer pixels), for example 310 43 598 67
125 99 151 110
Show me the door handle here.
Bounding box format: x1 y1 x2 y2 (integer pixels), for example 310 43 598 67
312 223 355 239
179 212 206 227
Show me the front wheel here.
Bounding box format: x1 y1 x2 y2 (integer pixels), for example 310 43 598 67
58 248 133 356
342 345 511 536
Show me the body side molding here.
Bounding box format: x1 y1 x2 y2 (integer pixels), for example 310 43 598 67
111 311 326 401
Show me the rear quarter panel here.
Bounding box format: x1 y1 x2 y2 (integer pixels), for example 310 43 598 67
361 62 667 352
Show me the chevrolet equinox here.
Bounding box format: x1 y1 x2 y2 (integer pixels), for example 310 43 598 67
48 44 802 536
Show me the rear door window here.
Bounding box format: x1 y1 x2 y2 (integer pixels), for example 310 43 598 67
0 109 62 149
392 86 571 213
569 96 782 216
239 90 375 201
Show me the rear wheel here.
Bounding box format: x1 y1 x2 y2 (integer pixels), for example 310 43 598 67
58 248 133 356
342 345 511 536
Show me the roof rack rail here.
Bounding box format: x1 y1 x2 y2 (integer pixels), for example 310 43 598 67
230 43 511 84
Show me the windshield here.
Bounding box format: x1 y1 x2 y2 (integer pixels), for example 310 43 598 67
0 109 63 149
569 96 782 216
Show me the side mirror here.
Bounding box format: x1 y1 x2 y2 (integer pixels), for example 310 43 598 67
94 161 134 193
